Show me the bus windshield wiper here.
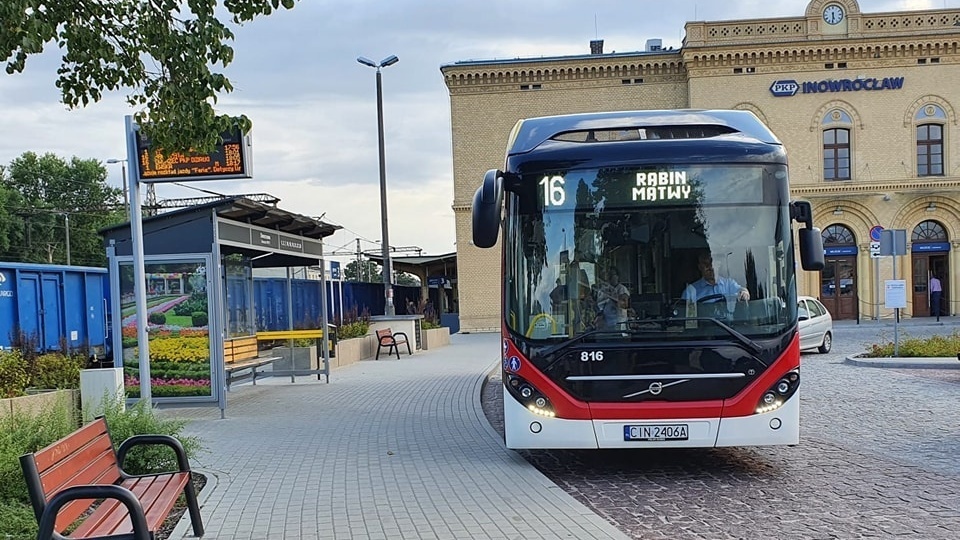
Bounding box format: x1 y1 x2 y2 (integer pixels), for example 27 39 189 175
671 317 763 356
539 328 623 358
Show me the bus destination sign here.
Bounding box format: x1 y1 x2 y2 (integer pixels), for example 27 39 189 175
134 128 253 183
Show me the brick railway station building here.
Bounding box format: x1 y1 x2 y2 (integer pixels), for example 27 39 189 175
443 0 960 331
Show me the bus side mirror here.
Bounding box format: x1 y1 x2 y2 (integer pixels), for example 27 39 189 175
472 169 503 248
791 200 825 271
798 228 825 271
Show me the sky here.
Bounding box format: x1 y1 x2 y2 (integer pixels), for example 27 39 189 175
0 0 949 266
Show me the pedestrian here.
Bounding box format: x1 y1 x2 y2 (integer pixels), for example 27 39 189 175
929 273 942 316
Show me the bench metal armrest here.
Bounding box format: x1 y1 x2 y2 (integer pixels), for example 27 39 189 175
38 485 149 540
117 434 192 477
392 332 409 341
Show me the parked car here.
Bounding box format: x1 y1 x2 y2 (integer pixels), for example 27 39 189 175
798 296 833 353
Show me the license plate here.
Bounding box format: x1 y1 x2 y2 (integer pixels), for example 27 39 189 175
623 424 689 441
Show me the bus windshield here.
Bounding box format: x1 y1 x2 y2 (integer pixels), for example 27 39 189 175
503 164 798 341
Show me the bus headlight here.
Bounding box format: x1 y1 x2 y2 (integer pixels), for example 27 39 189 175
505 374 555 417
755 370 799 414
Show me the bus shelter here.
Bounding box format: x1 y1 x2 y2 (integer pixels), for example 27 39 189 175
100 196 340 417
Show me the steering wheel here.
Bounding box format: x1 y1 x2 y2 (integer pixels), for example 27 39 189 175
696 293 726 304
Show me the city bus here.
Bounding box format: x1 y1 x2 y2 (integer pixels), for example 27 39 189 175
471 110 825 449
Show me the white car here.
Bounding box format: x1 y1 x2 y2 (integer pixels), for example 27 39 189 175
798 296 833 353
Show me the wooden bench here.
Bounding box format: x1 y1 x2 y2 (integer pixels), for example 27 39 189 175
375 328 411 360
19 416 204 540
225 335 280 389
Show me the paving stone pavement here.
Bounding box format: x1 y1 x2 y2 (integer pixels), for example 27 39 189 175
163 333 629 540
481 318 960 539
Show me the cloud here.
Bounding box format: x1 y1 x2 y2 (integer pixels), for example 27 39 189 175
2 0 957 260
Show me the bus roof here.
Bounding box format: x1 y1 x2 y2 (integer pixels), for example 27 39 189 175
507 109 781 155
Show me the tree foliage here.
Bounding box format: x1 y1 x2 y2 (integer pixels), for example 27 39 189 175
1 0 299 153
0 152 124 266
343 259 419 286
344 260 382 283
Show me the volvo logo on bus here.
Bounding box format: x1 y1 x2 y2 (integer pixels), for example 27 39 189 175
648 382 663 395
770 80 799 97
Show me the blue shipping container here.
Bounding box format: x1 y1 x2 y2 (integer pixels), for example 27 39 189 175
0 262 109 357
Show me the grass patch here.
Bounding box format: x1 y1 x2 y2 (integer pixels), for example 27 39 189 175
163 314 195 327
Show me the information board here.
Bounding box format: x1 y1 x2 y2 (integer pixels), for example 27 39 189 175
884 280 907 309
134 127 253 183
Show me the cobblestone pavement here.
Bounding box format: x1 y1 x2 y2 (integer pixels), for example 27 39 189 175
482 321 960 539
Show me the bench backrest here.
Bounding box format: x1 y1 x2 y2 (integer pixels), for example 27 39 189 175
19 417 121 530
224 335 259 363
375 329 393 340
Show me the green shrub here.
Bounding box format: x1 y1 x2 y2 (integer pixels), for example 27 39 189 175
0 404 76 503
0 350 29 398
0 501 37 540
422 320 441 330
173 294 208 316
863 330 960 357
30 353 85 389
148 311 167 325
191 311 208 327
338 321 369 339
98 399 203 475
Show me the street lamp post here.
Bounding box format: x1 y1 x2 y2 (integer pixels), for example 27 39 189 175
357 54 399 316
106 158 129 220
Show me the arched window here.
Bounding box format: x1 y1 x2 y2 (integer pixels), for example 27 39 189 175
912 220 947 242
915 105 946 177
822 110 853 181
822 224 855 246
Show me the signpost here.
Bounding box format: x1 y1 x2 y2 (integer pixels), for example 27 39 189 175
884 280 907 356
124 116 255 403
870 225 883 322
879 228 908 356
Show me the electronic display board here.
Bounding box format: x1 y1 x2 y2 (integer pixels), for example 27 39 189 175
134 127 253 183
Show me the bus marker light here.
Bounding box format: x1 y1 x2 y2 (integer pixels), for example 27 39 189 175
530 422 542 433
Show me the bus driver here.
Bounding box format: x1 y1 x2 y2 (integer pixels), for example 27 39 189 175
682 251 750 303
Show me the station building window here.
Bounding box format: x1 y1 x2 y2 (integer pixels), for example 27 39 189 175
822 109 853 181
915 104 946 177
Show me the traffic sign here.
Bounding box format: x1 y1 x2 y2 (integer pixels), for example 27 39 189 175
869 242 881 258
869 225 884 242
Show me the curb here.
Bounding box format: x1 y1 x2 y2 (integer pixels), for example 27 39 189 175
167 467 219 539
844 354 960 369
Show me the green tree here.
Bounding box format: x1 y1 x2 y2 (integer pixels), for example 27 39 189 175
1 0 299 154
1 152 124 266
343 260 419 285
344 260 382 283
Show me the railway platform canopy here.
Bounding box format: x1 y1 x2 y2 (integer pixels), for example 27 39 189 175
99 196 340 416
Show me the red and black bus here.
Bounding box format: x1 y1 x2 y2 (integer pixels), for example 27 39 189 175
472 110 824 449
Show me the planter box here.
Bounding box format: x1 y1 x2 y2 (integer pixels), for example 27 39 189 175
335 335 377 368
80 368 125 421
0 389 77 424
422 327 450 350
271 346 319 371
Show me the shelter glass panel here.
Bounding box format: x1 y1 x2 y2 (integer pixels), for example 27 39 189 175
118 259 212 399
